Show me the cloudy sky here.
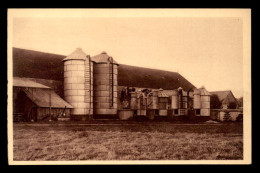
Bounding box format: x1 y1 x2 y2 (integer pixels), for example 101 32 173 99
11 10 244 98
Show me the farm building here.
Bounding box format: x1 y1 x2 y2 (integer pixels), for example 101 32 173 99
13 47 211 121
210 90 238 109
13 77 72 121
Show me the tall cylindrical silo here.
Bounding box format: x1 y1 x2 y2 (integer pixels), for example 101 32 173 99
63 48 93 120
200 87 211 116
152 90 159 110
92 51 119 117
193 88 201 109
171 90 179 109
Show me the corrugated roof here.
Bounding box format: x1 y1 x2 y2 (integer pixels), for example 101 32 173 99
23 88 73 108
63 48 88 61
158 91 168 97
91 51 119 64
13 77 50 89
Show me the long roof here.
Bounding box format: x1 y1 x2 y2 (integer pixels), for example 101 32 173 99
22 88 73 108
13 47 195 91
13 77 50 89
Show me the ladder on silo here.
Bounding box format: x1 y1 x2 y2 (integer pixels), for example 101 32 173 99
85 56 92 112
108 60 114 108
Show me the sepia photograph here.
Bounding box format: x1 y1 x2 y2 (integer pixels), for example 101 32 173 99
7 9 251 165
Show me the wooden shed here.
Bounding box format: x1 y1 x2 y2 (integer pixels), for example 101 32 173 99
13 77 73 121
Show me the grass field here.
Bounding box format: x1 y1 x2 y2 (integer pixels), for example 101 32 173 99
13 121 243 160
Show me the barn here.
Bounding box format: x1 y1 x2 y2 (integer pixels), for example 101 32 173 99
13 77 73 121
210 90 238 109
13 47 211 121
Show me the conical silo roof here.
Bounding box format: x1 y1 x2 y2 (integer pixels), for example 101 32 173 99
63 48 88 61
199 87 211 96
91 51 119 64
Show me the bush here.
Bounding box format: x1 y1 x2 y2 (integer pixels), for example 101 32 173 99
210 94 221 109
228 101 237 109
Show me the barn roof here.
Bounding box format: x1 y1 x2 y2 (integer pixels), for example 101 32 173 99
13 47 195 91
210 90 237 104
13 77 50 89
210 90 232 101
22 88 73 108
91 51 119 64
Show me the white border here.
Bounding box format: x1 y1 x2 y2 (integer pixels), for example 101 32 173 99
7 8 251 165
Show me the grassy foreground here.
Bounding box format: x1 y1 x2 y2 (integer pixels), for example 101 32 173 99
13 122 243 160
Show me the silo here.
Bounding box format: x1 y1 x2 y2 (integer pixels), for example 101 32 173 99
171 90 179 116
137 91 146 116
151 90 159 109
171 90 179 109
193 88 201 109
63 48 93 120
92 51 119 118
200 87 211 116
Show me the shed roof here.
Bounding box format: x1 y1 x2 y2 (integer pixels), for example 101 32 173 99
13 77 50 89
63 48 88 61
91 51 119 64
22 88 73 108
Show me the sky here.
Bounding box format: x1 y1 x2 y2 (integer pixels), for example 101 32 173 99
12 15 243 98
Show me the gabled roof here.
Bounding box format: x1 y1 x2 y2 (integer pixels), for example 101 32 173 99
63 48 88 61
22 88 73 108
210 90 237 104
13 77 50 89
199 87 211 96
210 90 232 101
91 51 119 64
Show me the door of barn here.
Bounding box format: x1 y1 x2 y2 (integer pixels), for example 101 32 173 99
188 109 196 122
31 107 38 121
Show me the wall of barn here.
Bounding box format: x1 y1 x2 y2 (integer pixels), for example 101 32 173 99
13 88 38 121
210 109 243 121
37 108 71 121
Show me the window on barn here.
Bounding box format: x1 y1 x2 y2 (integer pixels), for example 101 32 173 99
195 109 200 115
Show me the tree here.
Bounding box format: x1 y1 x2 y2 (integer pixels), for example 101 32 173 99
210 94 222 109
228 101 237 109
237 97 243 107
